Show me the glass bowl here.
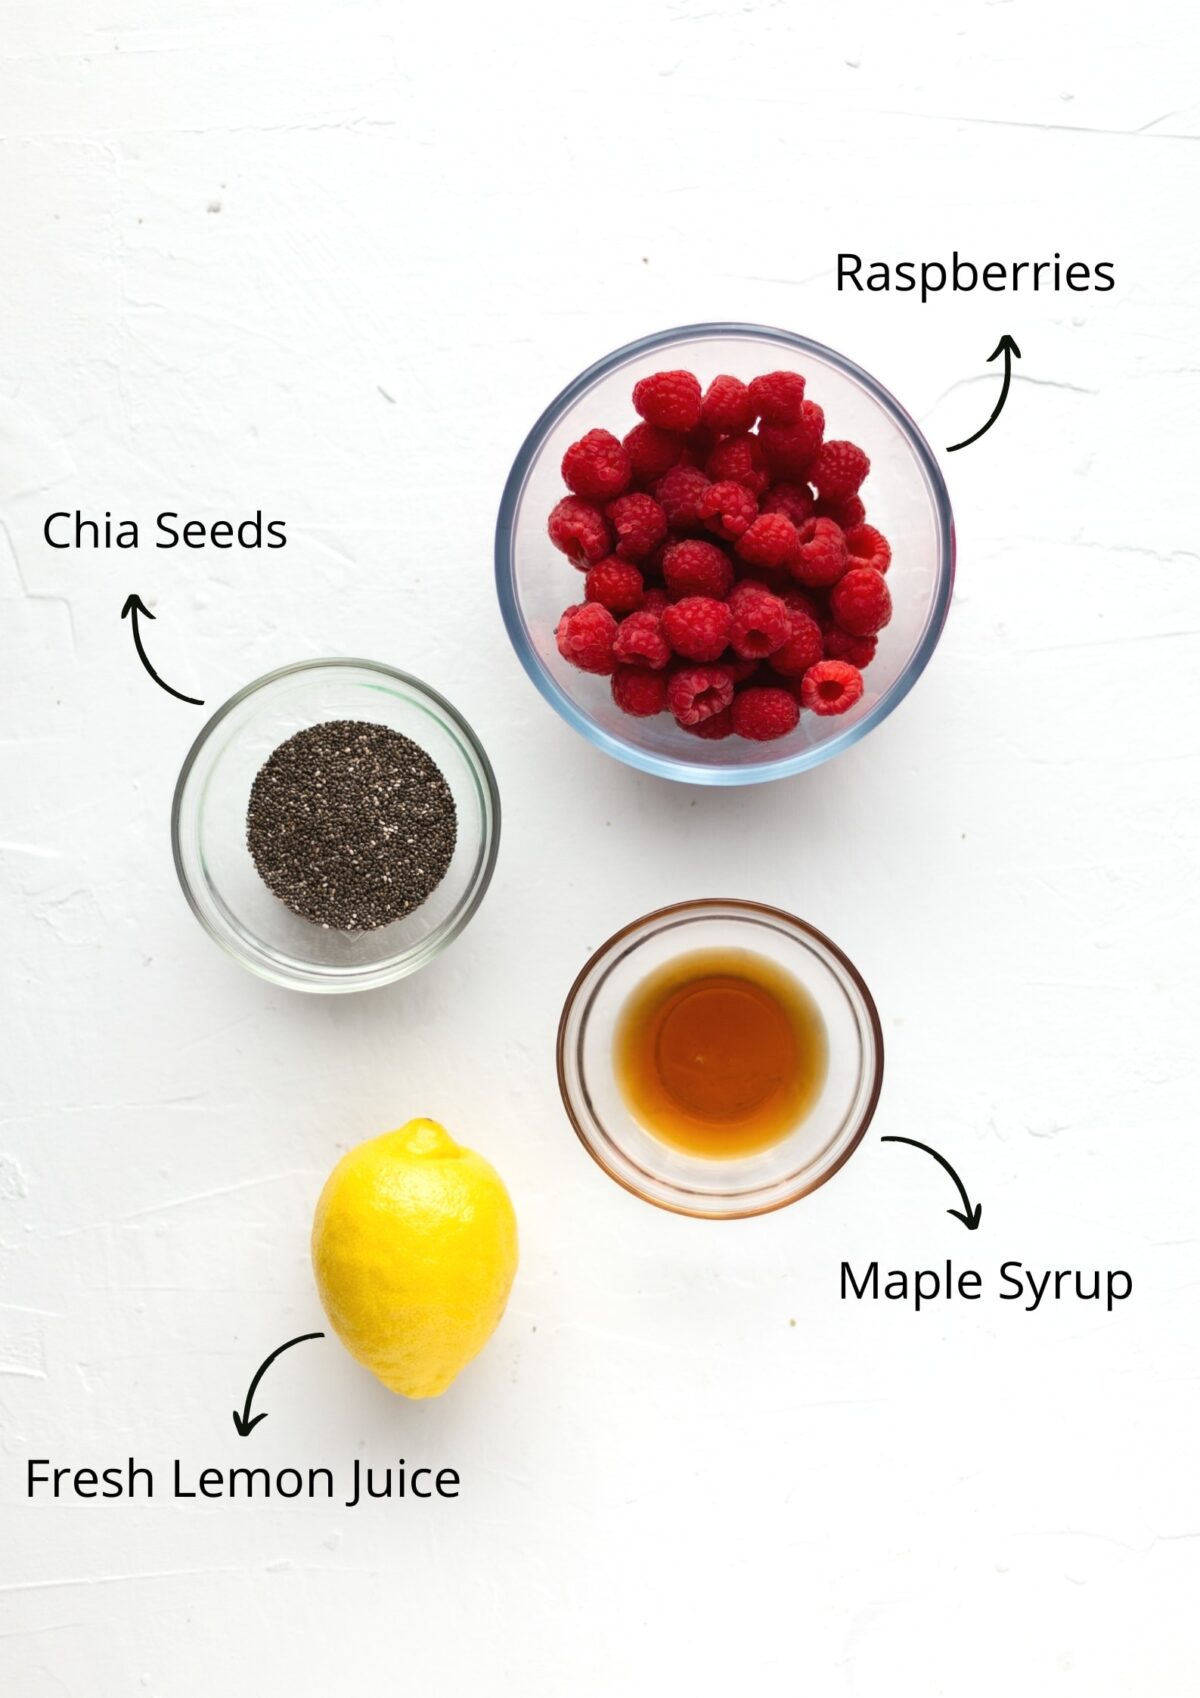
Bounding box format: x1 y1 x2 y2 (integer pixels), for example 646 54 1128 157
496 322 954 785
557 900 883 1218
171 660 500 993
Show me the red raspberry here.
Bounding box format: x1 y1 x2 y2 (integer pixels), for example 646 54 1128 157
662 538 735 600
759 400 825 477
706 433 770 497
739 569 791 598
829 566 892 636
561 428 632 501
815 494 866 531
768 607 824 678
731 686 800 742
555 603 617 674
641 586 669 615
728 581 790 659
684 705 734 740
810 439 870 502
800 659 864 716
548 496 611 567
584 557 644 614
735 512 800 570
633 369 702 433
791 516 849 588
823 625 878 668
606 492 667 562
748 370 806 425
760 481 815 529
844 523 892 575
611 664 667 717
724 655 761 685
779 584 824 623
661 596 733 663
613 608 671 670
654 464 711 532
666 665 735 727
624 422 686 484
698 480 757 541
700 374 756 435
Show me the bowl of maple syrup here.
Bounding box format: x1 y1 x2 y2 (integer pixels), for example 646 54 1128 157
557 899 883 1218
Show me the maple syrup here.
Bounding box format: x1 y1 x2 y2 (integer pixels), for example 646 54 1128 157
614 948 827 1158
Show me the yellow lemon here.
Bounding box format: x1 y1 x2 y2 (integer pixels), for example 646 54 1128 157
311 1118 518 1399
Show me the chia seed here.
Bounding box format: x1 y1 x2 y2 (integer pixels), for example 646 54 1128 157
246 719 457 931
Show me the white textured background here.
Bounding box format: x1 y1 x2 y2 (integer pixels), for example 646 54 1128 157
3 2 1199 1693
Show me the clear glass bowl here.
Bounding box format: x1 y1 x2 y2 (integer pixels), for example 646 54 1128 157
171 660 500 993
496 322 954 785
557 900 883 1218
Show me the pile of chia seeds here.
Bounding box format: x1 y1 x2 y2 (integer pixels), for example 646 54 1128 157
246 719 457 931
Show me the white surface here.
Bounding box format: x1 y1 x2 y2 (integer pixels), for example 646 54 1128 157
2 3 1199 1693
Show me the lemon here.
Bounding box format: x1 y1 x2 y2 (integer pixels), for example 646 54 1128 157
311 1118 518 1399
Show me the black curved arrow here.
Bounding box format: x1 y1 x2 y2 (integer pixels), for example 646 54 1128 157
881 1136 982 1230
232 1331 325 1437
121 594 204 705
945 334 1021 452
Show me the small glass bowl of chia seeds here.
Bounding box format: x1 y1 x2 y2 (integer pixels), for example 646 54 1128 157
171 660 500 992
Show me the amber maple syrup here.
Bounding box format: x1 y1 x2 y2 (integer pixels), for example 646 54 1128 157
614 948 828 1158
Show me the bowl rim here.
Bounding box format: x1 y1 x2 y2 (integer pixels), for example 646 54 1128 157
170 657 502 993
556 897 885 1218
495 320 955 786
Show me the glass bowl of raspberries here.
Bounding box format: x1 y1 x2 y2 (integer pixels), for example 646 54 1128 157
495 323 954 784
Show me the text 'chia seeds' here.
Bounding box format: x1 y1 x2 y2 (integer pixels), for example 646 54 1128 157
246 719 457 931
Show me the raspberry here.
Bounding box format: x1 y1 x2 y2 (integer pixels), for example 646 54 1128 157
800 659 864 716
731 686 800 742
791 516 849 588
728 581 790 659
613 608 671 670
823 625 878 668
661 596 733 663
748 370 805 425
632 369 702 433
844 523 892 575
768 607 824 678
611 664 667 717
815 494 866 531
829 566 892 636
684 706 734 740
606 492 667 562
555 603 617 674
698 480 757 541
760 481 815 529
700 374 756 435
810 439 870 502
724 655 761 685
624 422 686 484
739 568 791 598
735 512 800 570
662 538 735 600
561 428 632 501
641 586 670 615
666 665 735 727
654 464 711 532
706 433 770 496
584 556 644 614
779 584 824 623
548 496 611 567
759 400 825 477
